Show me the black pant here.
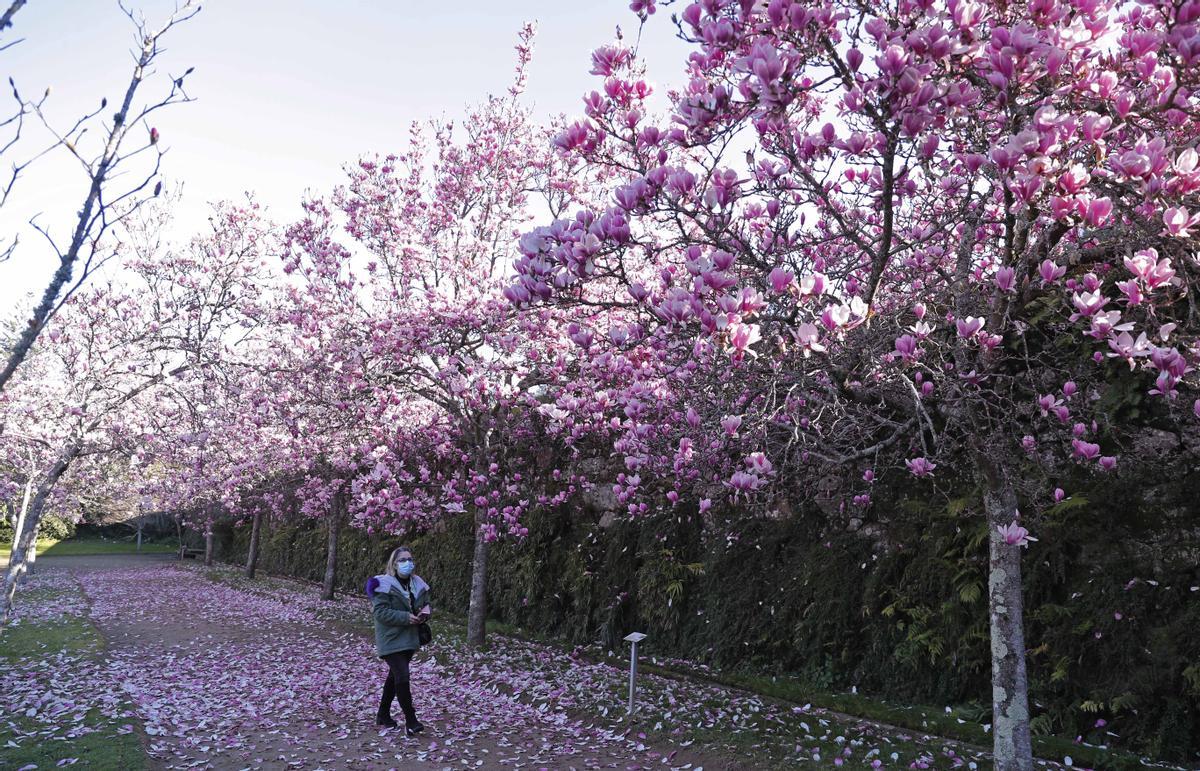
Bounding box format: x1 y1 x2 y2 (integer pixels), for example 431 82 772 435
378 650 416 722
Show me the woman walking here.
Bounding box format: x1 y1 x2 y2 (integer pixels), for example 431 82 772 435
367 546 432 734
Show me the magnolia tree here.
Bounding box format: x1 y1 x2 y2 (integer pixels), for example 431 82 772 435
0 2 200 392
0 201 271 622
128 200 278 565
279 26 609 643
510 1 1200 767
0 284 183 622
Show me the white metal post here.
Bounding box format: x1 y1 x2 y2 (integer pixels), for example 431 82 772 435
624 632 647 715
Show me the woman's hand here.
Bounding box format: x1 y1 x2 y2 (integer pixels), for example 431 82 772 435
407 613 421 625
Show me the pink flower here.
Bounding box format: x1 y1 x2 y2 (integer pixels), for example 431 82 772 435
1084 197 1113 227
720 414 742 436
1039 260 1067 284
746 452 773 475
1062 381 1077 398
1163 206 1200 238
1098 456 1117 471
1054 488 1065 502
698 498 712 513
1072 439 1101 460
995 266 1016 293
863 469 875 483
1037 394 1062 416
798 272 827 298
998 521 1037 547
768 266 795 294
794 322 825 357
894 334 919 361
728 470 762 492
726 322 762 360
955 316 985 338
1071 291 1106 318
1116 279 1143 306
906 457 936 477
1106 331 1152 369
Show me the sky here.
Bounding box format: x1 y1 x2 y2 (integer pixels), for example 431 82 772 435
0 0 691 309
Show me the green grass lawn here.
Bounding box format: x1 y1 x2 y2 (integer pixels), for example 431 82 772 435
1 537 179 557
1 583 148 769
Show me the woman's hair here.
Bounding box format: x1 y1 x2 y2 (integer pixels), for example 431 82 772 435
384 545 413 577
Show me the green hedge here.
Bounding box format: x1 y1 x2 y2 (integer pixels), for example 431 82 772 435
205 473 1200 764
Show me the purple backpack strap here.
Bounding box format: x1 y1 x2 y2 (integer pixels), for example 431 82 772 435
366 576 380 598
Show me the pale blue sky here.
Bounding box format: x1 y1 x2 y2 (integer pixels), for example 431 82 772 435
0 1 689 307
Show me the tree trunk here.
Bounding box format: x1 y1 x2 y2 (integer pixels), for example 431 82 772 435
466 512 489 649
980 457 1034 771
321 498 341 601
245 508 263 579
27 520 38 575
203 526 214 566
2 448 77 626
7 476 33 567
176 518 185 560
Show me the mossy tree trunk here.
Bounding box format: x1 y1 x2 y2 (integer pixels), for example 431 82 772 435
979 452 1033 771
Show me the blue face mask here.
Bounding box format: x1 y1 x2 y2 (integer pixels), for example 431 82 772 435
396 558 415 578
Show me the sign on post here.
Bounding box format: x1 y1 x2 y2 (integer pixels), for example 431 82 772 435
624 632 647 715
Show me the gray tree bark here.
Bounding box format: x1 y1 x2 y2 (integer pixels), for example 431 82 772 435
320 495 341 601
203 524 214 567
465 511 490 649
245 508 263 579
981 458 1034 771
1 446 78 625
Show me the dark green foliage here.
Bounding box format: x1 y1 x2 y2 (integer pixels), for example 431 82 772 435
0 513 76 541
209 471 1200 763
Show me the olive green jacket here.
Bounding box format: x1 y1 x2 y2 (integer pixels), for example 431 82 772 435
368 574 431 656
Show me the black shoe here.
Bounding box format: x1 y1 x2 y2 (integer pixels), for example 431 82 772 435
405 718 424 736
376 715 399 728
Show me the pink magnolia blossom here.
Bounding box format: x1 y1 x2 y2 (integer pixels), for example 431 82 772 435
728 470 762 493
894 334 919 361
1162 206 1200 237
746 452 773 475
1106 331 1152 368
998 521 1037 548
794 323 825 356
1039 260 1067 284
955 316 985 338
768 266 795 294
905 457 936 477
995 266 1016 293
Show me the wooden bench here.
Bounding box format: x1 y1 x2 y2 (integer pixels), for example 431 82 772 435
180 548 205 560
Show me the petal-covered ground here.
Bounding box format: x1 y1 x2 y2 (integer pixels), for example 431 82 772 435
2 554 1108 770
82 558 720 770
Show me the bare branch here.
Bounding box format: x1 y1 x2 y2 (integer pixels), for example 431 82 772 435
0 2 201 394
0 0 28 35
